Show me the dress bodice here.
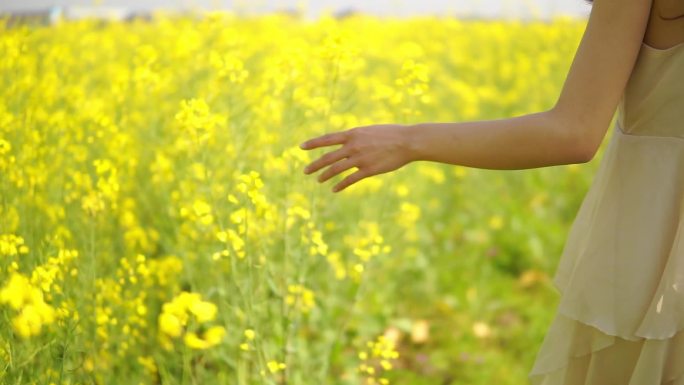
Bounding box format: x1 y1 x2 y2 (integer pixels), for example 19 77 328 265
618 42 684 138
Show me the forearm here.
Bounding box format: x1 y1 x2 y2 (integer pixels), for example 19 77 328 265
403 109 589 170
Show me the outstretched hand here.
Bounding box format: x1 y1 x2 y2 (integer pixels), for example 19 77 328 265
299 124 415 193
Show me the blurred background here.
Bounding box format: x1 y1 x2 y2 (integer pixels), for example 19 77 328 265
1 0 591 21
0 1 598 384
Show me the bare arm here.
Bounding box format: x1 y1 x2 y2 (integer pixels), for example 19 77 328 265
403 112 579 169
301 0 653 191
406 0 653 169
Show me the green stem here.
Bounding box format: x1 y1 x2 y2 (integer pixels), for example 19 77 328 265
318 192 391 382
88 214 97 358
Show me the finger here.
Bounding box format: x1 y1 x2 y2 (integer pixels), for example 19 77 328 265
333 169 368 193
304 148 348 175
318 157 358 183
300 130 349 150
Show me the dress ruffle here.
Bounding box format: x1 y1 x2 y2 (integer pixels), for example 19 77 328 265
530 126 684 383
552 123 684 341
528 311 684 385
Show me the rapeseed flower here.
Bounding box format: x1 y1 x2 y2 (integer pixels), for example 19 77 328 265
0 272 56 338
158 291 224 350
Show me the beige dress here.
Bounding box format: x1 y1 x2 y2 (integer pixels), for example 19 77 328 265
528 41 684 385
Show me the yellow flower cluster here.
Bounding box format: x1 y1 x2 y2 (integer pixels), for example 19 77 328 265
308 227 329 257
488 215 504 230
215 227 245 259
180 198 214 226
93 254 153 362
215 170 278 256
0 138 10 154
232 171 278 237
357 334 400 385
148 255 184 290
285 284 315 314
119 198 160 254
209 51 249 84
0 272 55 338
30 248 79 299
235 171 265 208
0 136 13 172
78 158 121 217
394 201 422 242
158 291 226 350
137 355 158 378
174 98 226 147
295 219 329 260
0 234 29 256
239 328 256 351
259 359 286 377
340 221 392 282
285 192 312 230
396 59 430 97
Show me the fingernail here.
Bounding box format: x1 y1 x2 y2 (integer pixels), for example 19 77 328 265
303 166 310 174
299 142 307 149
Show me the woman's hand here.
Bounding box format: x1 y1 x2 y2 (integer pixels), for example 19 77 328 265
299 124 416 193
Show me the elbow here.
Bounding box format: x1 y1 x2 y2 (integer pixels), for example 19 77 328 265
549 119 596 165
573 142 597 164
572 126 605 163
546 108 600 165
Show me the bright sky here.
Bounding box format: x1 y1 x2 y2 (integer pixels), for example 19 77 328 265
0 0 591 20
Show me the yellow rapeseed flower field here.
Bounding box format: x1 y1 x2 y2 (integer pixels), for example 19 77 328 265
0 11 596 385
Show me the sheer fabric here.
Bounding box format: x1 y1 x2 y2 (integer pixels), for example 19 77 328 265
529 43 684 384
